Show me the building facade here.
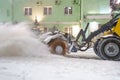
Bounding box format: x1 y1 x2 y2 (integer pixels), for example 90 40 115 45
0 0 111 36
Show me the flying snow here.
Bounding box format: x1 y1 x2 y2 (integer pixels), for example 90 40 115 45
0 22 51 57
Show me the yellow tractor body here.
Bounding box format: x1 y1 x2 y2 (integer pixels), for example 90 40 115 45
114 18 120 36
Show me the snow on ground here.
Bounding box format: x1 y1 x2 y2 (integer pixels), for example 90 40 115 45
0 23 120 80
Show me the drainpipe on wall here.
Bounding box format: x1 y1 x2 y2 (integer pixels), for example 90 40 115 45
79 0 81 20
80 0 83 28
11 0 14 23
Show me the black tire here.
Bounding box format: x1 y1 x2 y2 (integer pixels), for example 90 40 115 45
49 39 67 55
98 37 120 60
93 39 101 56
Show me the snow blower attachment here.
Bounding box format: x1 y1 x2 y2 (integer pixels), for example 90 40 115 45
42 31 68 55
43 13 120 60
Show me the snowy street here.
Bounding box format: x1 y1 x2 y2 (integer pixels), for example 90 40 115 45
0 23 120 80
0 50 120 80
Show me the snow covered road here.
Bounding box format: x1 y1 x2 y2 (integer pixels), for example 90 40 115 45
0 50 120 80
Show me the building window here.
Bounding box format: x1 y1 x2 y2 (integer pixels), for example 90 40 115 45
64 27 72 34
44 7 52 15
24 7 32 16
64 7 72 15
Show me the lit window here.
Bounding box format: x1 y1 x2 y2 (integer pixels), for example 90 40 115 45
44 7 52 15
24 7 32 16
64 27 72 34
64 7 72 15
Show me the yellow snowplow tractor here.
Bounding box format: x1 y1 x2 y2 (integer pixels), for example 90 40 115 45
71 13 120 60
43 13 120 60
93 14 120 60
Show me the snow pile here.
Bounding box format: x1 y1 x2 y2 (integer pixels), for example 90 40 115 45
0 22 51 57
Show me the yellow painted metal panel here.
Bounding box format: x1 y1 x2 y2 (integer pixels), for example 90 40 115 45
114 18 120 36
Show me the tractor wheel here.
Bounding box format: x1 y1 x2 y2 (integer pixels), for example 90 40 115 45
49 39 67 55
98 37 120 60
93 39 101 56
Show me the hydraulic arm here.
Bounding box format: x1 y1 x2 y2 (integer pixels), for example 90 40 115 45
77 14 120 51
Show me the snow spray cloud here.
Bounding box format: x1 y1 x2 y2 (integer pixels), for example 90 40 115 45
0 22 51 57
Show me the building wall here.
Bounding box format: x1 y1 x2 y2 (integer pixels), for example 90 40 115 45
0 0 11 22
83 0 110 23
0 0 111 35
3 0 80 22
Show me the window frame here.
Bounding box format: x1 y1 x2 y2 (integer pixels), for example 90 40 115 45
64 7 72 15
43 6 52 15
24 7 32 16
